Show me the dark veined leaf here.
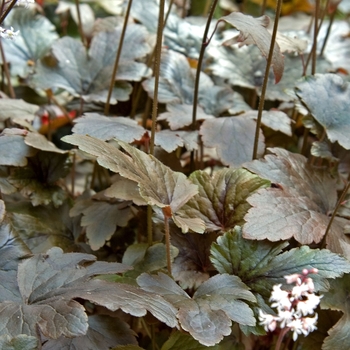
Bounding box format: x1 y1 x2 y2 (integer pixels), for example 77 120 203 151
70 195 134 250
62 134 205 233
9 151 71 207
7 200 79 253
178 169 270 231
142 49 234 116
170 229 217 290
200 116 265 167
210 228 350 301
0 334 39 350
121 243 179 279
243 148 340 245
218 12 284 83
161 331 242 350
321 274 350 350
295 73 350 150
72 113 146 143
1 8 58 78
0 247 178 340
42 315 137 350
137 272 256 346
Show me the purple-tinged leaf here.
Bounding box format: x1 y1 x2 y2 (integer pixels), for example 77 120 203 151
243 148 339 244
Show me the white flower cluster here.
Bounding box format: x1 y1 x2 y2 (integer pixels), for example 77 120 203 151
0 26 20 40
259 268 322 341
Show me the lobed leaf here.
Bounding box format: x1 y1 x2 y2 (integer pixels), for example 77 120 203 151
296 73 350 150
137 272 255 346
0 247 178 339
321 274 350 350
72 113 146 143
63 135 204 232
243 148 339 244
0 334 39 350
178 169 270 231
219 12 284 83
200 116 265 167
1 8 58 78
210 229 350 300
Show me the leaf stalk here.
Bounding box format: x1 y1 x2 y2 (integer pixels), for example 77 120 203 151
104 0 133 115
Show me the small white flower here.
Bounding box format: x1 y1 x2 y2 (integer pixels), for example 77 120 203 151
284 273 301 285
270 284 289 303
0 26 20 40
291 283 309 298
277 309 294 328
287 318 304 341
258 309 277 332
302 314 318 335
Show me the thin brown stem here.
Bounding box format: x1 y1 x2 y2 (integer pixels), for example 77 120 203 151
104 0 133 115
0 0 16 24
261 0 268 15
163 212 172 276
129 0 174 120
0 39 15 98
275 327 290 350
321 181 350 249
253 0 282 159
147 205 153 246
149 0 165 155
312 0 320 75
74 0 87 48
320 9 335 56
190 0 218 171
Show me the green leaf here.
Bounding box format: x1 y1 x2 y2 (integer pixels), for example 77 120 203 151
210 228 350 300
0 334 39 350
178 169 270 231
70 195 134 250
200 116 265 167
137 272 255 346
0 247 178 339
295 73 350 150
41 315 137 349
219 12 284 83
2 8 58 78
24 132 67 154
72 113 146 143
62 135 204 233
142 50 234 116
321 274 350 350
32 24 151 103
243 148 340 245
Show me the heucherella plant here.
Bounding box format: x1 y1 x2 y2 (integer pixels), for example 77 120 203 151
259 268 322 349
